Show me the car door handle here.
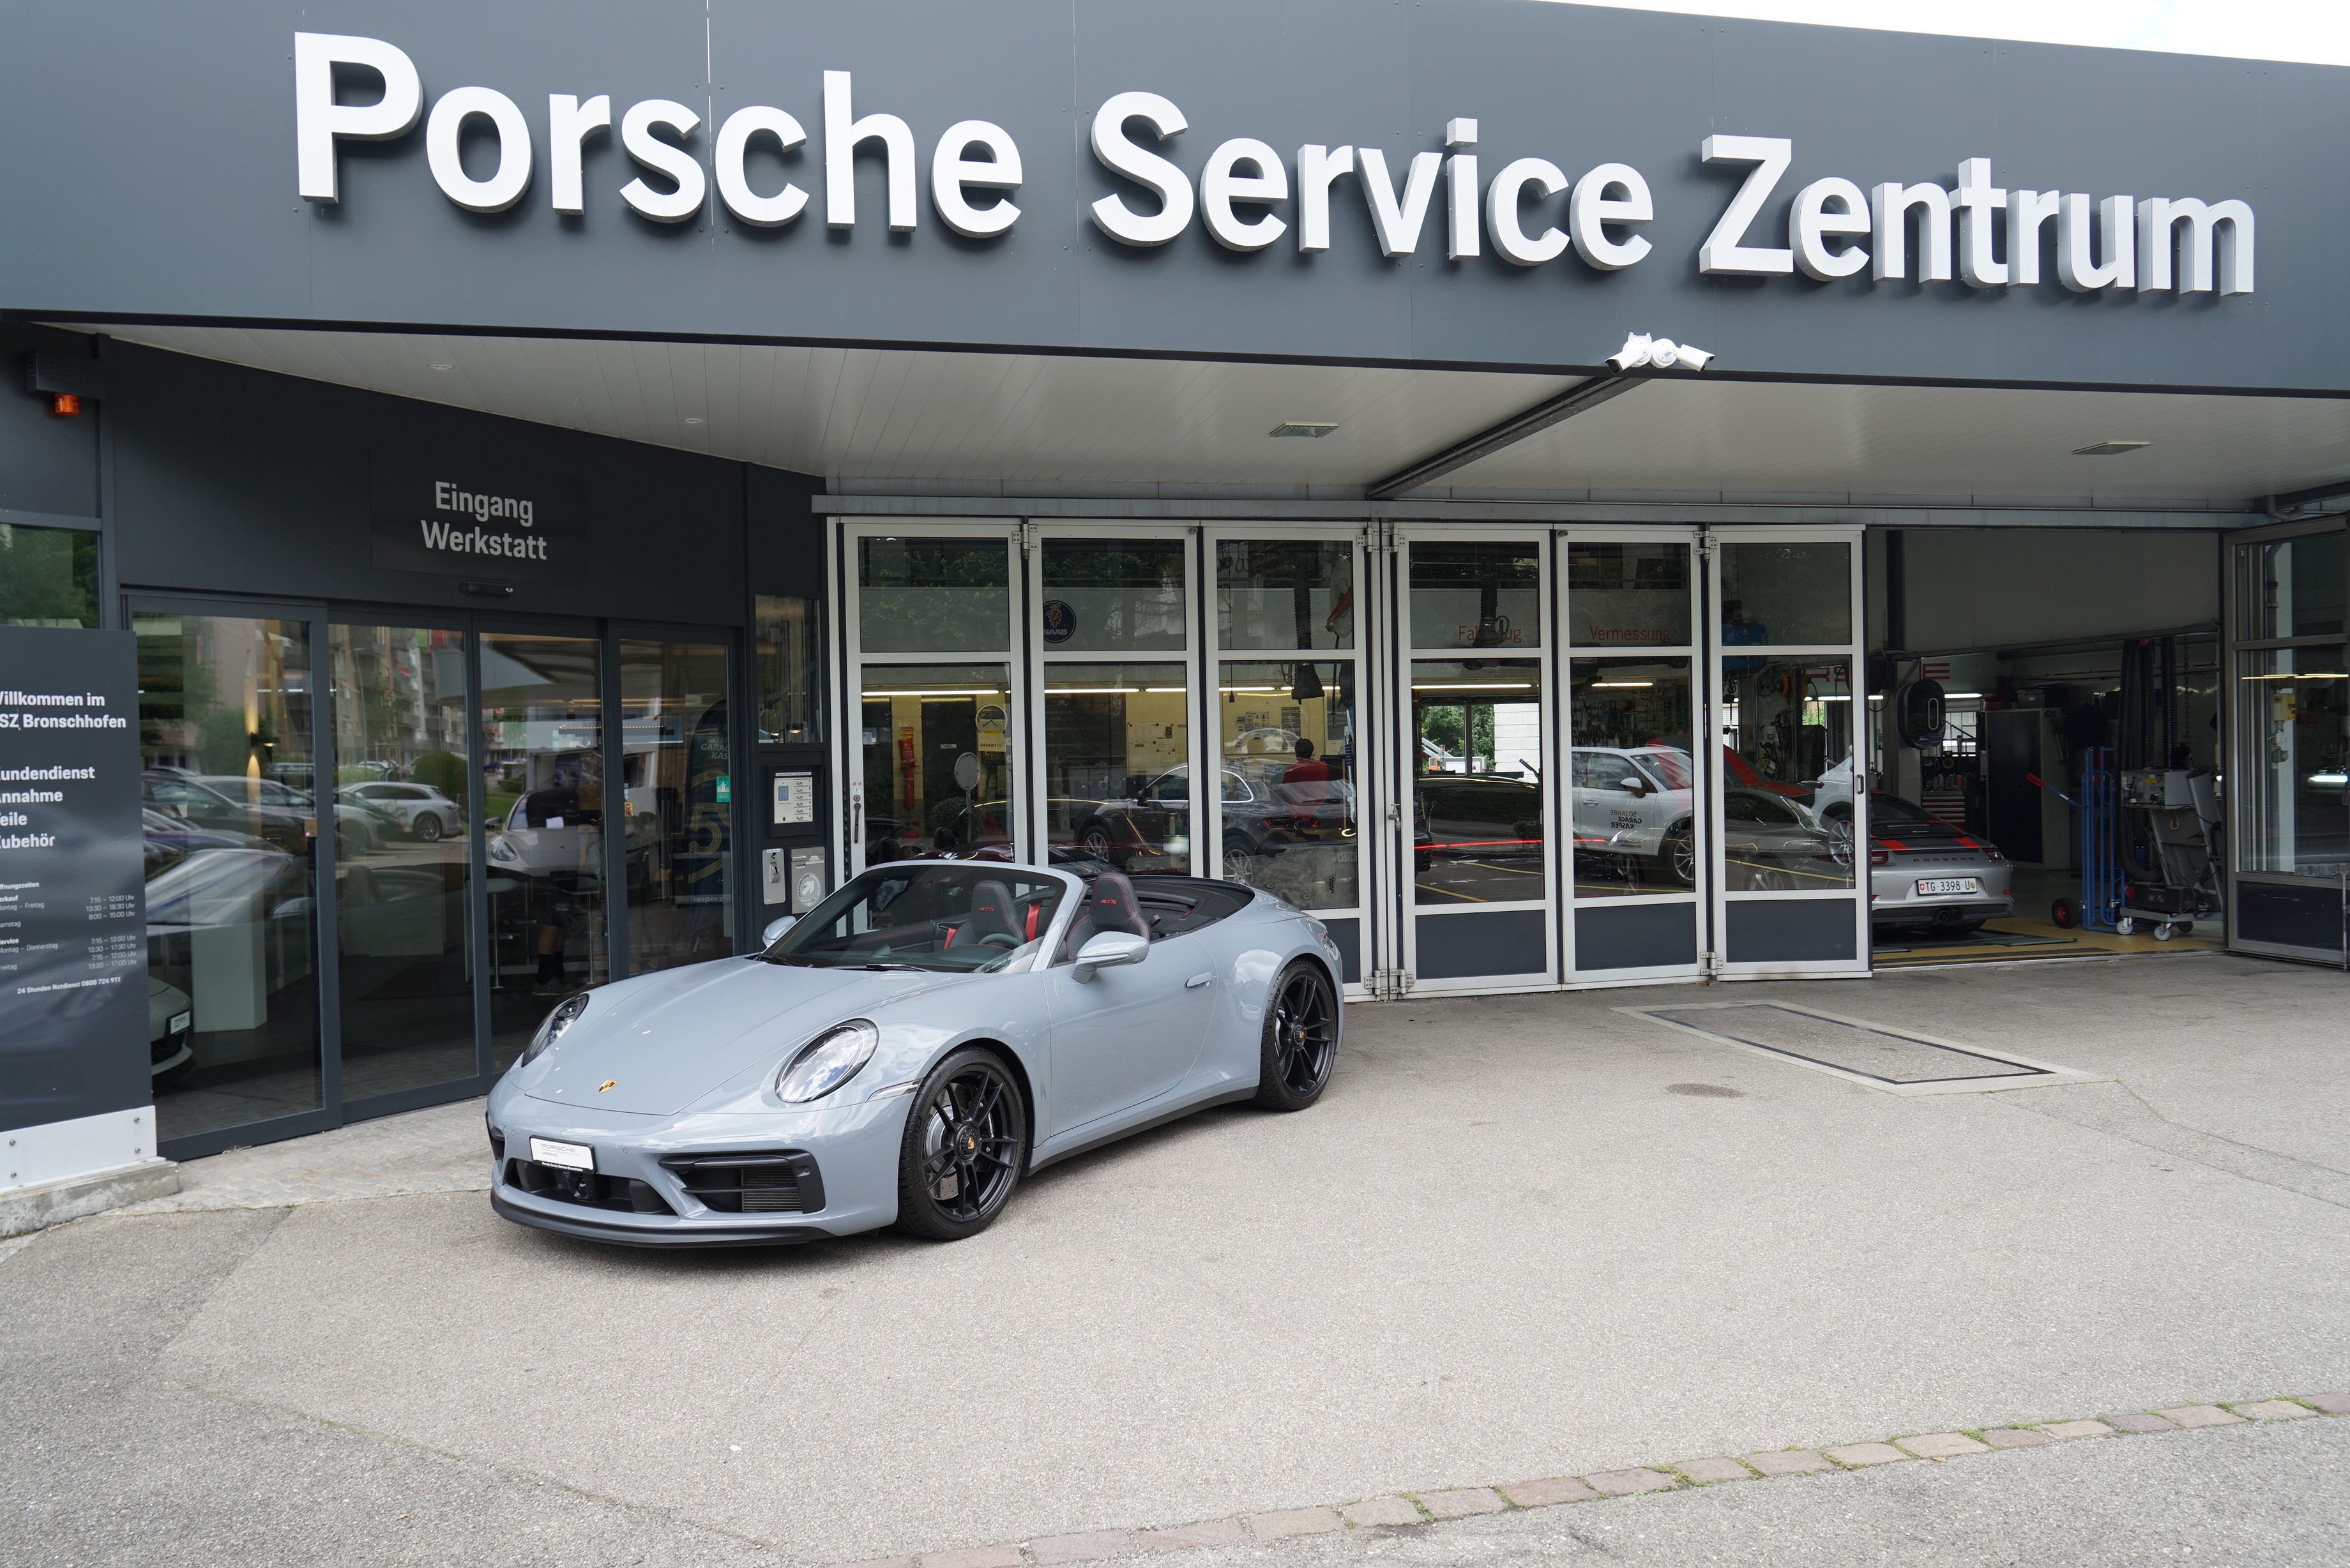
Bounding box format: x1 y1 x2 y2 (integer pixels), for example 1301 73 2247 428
1185 972 1212 989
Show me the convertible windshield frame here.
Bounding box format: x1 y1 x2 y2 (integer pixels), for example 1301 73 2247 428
762 863 1075 974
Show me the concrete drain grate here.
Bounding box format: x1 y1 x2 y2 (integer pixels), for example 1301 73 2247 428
1621 1002 2107 1096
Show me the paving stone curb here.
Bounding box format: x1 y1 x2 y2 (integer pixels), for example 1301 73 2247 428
838 1391 2348 1568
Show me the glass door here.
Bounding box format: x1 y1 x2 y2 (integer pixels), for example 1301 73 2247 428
136 603 331 1153
2226 522 2349 962
1560 532 1706 980
618 635 736 974
1397 531 1556 991
480 629 609 1069
328 620 478 1106
1205 529 1370 986
845 524 1024 873
1707 532 1869 977
1026 526 1200 877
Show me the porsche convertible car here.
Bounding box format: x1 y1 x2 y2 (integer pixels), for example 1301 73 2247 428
487 862 1345 1247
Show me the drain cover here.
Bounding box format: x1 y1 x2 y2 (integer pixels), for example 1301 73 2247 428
1621 1002 2104 1096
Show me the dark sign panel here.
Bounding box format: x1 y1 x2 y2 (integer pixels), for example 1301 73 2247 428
370 449 586 583
0 627 148 1134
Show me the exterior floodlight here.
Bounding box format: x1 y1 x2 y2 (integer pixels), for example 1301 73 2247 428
1607 332 1714 372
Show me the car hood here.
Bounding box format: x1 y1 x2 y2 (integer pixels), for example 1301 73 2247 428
522 960 968 1117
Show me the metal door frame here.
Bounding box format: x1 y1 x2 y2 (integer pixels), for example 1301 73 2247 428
1703 525 1871 981
1390 524 1559 995
2222 513 2350 965
1201 522 1377 997
1020 519 1204 877
837 518 1027 877
1554 525 1712 986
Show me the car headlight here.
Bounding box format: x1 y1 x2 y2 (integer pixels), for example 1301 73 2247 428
522 992 592 1064
776 1020 879 1103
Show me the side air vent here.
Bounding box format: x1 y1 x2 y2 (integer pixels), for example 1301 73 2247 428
659 1152 826 1214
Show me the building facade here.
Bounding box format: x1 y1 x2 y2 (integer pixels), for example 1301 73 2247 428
0 1 2343 1199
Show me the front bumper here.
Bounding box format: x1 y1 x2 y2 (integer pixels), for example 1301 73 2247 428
485 1082 909 1247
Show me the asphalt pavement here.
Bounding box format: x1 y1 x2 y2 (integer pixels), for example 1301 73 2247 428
4 951 2347 1566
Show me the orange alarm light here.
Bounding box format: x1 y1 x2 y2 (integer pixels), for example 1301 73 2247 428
46 392 80 417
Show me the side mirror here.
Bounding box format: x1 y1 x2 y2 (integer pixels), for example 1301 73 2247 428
1072 930 1148 982
761 914 799 946
1618 776 1649 797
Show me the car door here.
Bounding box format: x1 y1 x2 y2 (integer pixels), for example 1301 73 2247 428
1041 928 1217 1137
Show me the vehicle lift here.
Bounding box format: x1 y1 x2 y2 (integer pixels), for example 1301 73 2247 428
2029 748 2222 940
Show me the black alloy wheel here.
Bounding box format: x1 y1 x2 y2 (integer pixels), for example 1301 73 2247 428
1254 961 1338 1111
894 1047 1026 1241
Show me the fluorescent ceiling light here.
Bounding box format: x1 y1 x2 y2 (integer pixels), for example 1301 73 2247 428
1269 421 1339 438
1588 681 1654 688
1413 682 1536 691
869 689 1000 697
426 361 455 371
2240 672 2349 681
2072 439 2151 456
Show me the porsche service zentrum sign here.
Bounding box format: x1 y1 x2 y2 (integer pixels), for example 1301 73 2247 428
295 31 2256 304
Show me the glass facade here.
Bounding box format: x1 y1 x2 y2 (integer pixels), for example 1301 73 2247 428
620 639 734 975
2234 644 2348 879
1409 542 1540 651
1718 658 1856 892
330 624 474 1101
1568 657 1696 896
1040 540 1186 652
1411 660 1545 905
861 663 1015 864
1042 661 1192 872
1720 543 1852 648
858 537 1011 652
0 521 99 628
136 612 322 1142
1216 661 1357 905
1217 541 1354 651
481 632 607 1069
754 594 820 743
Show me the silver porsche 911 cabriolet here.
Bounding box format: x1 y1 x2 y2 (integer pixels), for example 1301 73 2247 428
487 863 1345 1246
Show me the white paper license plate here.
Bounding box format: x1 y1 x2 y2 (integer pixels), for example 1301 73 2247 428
1915 877 1981 896
529 1137 595 1172
168 1011 192 1034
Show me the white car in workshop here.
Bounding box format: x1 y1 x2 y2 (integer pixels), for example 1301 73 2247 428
342 781 465 843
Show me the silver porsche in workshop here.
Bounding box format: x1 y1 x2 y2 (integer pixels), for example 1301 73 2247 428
487 862 1346 1246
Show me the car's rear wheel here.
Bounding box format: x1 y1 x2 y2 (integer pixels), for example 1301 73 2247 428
1255 961 1337 1111
414 813 443 843
1659 821 1696 887
894 1048 1026 1242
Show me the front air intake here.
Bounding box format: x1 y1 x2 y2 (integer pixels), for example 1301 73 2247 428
658 1152 826 1214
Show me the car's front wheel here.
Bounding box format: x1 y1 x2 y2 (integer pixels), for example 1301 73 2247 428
1255 961 1337 1111
894 1047 1026 1242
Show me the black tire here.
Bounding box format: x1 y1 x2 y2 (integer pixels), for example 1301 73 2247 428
1254 961 1338 1111
2051 898 2077 929
893 1047 1026 1242
414 813 443 843
1658 821 1696 888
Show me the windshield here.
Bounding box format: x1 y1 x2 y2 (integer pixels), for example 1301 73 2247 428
765 864 1067 973
1869 791 1940 824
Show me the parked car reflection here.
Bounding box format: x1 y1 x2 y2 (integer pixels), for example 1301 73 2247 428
1719 787 1854 891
